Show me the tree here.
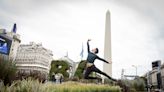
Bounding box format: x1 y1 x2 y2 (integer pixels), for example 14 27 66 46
0 58 17 85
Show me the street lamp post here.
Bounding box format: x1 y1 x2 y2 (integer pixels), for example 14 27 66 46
132 65 137 77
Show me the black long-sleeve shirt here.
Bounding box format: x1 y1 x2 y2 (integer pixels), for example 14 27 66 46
86 41 108 64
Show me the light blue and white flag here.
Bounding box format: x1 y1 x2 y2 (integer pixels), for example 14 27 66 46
80 43 84 58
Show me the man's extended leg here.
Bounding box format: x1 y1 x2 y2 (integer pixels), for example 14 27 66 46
84 66 98 79
93 66 117 81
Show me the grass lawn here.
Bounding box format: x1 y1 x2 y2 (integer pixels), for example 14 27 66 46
0 79 121 92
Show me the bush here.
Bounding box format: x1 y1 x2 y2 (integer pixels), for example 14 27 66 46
117 78 146 92
0 78 121 92
132 78 145 91
0 78 45 92
117 80 131 92
49 60 70 80
0 58 17 85
74 60 102 84
16 70 47 83
74 60 87 79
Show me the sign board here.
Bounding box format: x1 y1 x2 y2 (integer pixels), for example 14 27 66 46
0 34 12 55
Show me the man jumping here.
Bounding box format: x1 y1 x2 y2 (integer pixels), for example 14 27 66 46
84 39 117 82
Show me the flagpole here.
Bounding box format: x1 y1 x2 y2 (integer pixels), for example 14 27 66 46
80 42 84 61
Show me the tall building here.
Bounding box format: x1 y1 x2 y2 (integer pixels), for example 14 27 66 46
146 60 164 90
103 10 112 77
0 24 21 61
161 64 164 90
15 42 53 79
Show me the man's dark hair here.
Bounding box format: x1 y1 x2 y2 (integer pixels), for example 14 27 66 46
95 48 99 54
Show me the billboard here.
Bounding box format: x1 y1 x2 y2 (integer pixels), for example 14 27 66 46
0 34 12 55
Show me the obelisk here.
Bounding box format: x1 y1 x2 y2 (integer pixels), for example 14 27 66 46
103 10 112 77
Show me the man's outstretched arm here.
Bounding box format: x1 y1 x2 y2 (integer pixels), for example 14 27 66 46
97 56 111 64
87 39 91 53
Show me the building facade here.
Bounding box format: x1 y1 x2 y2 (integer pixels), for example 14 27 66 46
161 64 164 90
15 42 53 80
1 24 53 81
7 31 21 61
146 61 164 91
0 24 21 61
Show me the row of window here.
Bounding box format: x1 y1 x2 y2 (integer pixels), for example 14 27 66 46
16 53 51 62
16 58 49 65
16 61 49 67
17 49 52 57
17 66 49 73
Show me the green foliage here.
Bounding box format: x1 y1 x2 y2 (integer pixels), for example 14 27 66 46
117 80 131 92
49 60 70 80
132 78 145 91
0 78 121 92
0 58 17 85
0 78 45 92
74 60 87 79
117 78 146 92
16 70 47 82
104 78 114 85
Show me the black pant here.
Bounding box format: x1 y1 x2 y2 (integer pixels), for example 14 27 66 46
84 65 116 81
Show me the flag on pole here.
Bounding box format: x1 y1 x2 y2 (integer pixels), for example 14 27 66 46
80 43 84 58
12 23 17 33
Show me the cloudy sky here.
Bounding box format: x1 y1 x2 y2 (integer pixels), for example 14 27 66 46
0 0 164 79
